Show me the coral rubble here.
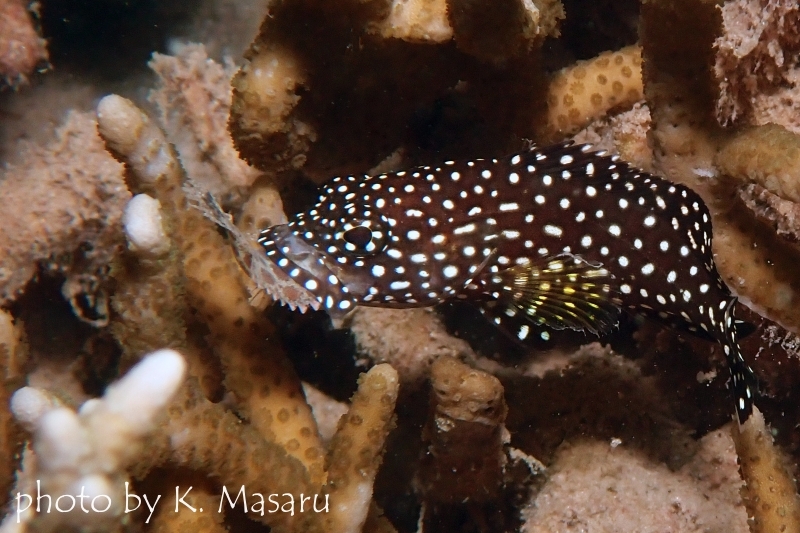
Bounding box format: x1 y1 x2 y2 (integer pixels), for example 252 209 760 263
3 0 800 531
522 429 749 532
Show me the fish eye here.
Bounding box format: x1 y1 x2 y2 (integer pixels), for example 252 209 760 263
334 217 390 257
343 226 372 248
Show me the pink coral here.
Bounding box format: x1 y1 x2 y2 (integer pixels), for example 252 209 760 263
714 0 800 124
0 112 129 324
0 0 48 85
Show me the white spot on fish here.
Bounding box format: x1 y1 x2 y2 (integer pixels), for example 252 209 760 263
543 225 563 237
454 223 476 235
443 265 459 278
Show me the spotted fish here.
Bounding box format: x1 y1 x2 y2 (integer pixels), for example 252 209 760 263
255 141 757 423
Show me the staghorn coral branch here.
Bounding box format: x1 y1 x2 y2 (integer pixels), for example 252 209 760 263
716 123 800 205
305 364 399 533
143 377 315 533
111 190 221 395
732 407 800 533
0 310 26 510
418 356 508 505
541 45 644 141
96 94 326 483
8 350 187 533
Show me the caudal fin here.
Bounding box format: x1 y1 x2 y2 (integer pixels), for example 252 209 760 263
722 299 757 424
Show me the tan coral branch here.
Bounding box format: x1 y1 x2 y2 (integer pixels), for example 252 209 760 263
716 123 800 204
541 44 643 141
0 309 26 509
144 379 315 533
96 95 325 483
732 407 800 533
305 363 399 533
418 356 508 504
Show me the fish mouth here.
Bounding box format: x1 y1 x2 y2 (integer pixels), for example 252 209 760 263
260 224 364 314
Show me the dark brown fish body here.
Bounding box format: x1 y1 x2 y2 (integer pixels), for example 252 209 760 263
257 142 757 422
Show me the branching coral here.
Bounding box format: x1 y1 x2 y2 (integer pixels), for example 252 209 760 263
4 0 800 530
95 84 402 533
541 44 644 141
717 123 800 206
418 356 508 504
732 407 800 533
9 349 187 533
0 309 26 510
97 93 326 481
311 364 398 533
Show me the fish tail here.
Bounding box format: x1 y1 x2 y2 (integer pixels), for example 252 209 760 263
722 299 757 424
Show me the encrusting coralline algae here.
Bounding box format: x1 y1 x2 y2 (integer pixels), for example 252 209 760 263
2 0 800 531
